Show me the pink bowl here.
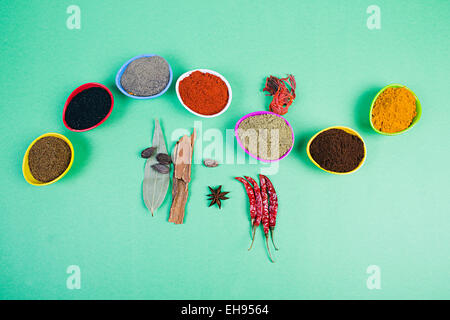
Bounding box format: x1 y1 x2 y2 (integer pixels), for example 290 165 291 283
63 82 114 132
234 111 295 162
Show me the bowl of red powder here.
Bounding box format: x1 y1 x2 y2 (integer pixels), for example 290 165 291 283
176 69 232 118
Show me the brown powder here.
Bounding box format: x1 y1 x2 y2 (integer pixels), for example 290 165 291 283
237 114 293 160
309 128 365 173
371 87 417 133
28 136 72 182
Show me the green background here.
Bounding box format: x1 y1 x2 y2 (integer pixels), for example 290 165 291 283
1 0 449 299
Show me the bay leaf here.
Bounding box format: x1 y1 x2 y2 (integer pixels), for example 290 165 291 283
143 119 170 216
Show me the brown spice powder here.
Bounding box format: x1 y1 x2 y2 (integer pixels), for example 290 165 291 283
28 136 72 182
371 87 417 133
309 129 364 173
237 114 293 160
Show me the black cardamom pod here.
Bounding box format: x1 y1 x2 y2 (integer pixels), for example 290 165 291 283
151 163 170 174
141 146 156 158
156 153 172 165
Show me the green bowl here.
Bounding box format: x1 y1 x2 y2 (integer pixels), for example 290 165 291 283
369 83 422 135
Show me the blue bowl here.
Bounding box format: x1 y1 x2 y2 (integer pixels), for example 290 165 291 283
115 54 173 99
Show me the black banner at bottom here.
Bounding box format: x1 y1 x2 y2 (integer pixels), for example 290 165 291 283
0 299 443 318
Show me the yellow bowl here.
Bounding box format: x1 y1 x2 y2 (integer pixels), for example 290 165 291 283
306 126 366 175
22 133 74 186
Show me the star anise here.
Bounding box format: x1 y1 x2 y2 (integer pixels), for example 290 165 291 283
207 186 230 209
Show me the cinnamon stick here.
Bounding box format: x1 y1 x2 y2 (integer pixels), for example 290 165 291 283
168 129 196 224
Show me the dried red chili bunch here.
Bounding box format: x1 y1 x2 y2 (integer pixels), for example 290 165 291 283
235 175 279 263
263 74 296 115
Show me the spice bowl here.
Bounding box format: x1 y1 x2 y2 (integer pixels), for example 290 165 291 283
175 69 232 118
63 82 114 132
22 133 74 186
369 83 422 135
306 126 366 175
235 111 294 162
115 54 173 99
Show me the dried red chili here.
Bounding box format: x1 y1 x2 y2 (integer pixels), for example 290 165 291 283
263 74 296 115
259 175 270 235
259 175 275 262
244 176 263 251
235 177 256 230
261 174 278 250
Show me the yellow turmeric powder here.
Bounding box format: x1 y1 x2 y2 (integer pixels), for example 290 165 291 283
371 87 417 133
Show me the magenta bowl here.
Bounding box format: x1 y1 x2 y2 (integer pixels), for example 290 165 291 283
234 111 295 162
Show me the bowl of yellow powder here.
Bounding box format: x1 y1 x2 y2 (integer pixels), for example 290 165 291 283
370 84 421 135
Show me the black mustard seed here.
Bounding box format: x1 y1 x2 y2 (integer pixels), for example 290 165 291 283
65 87 112 130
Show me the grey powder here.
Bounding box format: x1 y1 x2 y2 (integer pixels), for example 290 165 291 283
120 56 170 97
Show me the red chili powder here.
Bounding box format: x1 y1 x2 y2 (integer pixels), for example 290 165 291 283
179 71 229 115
